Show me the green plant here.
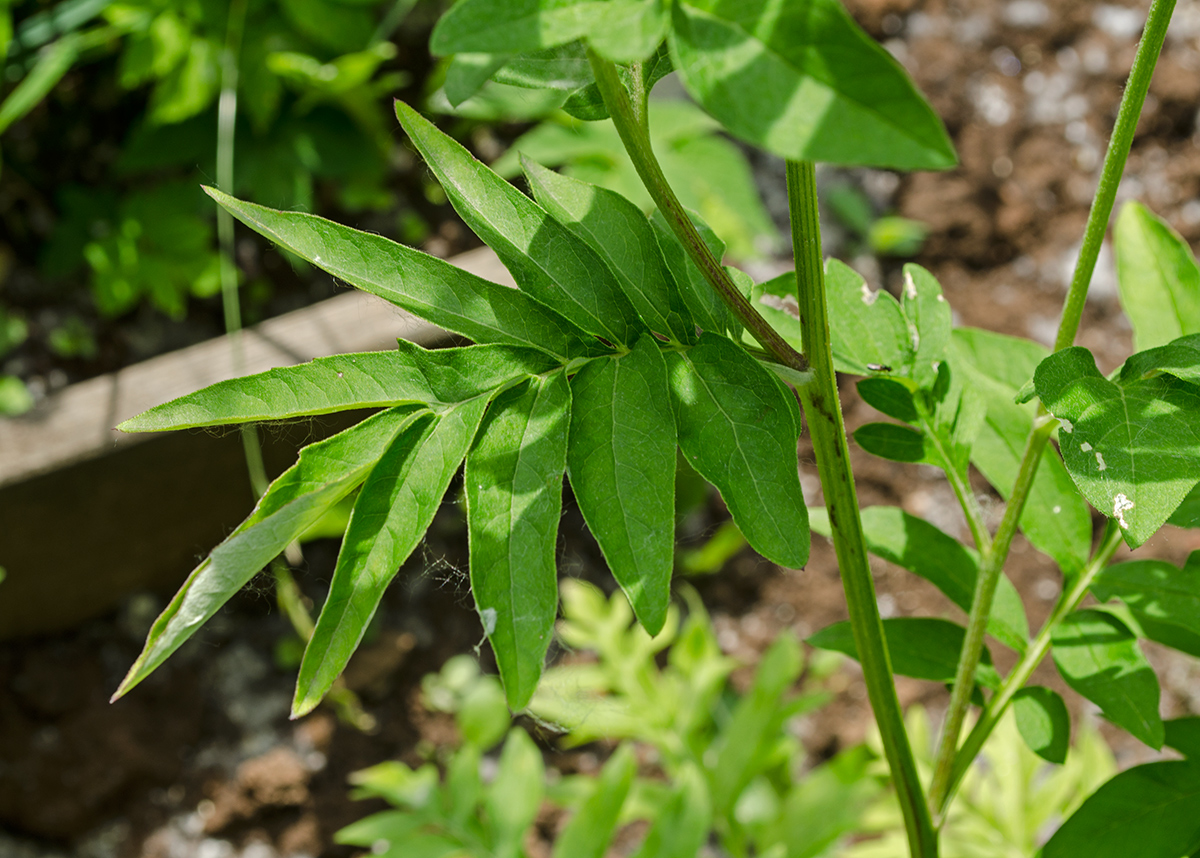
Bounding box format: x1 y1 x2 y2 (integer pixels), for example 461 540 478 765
3 0 413 321
109 0 1200 855
338 584 879 858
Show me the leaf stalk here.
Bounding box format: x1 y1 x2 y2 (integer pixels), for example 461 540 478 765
587 51 808 375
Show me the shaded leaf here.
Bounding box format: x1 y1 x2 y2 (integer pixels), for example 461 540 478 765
1166 718 1200 760
809 617 1000 688
1092 551 1200 657
120 342 559 431
1043 760 1200 858
650 207 738 337
522 157 696 345
629 763 711 858
568 334 676 634
857 377 918 423
1012 686 1070 763
809 505 1028 651
825 258 909 377
669 0 955 170
114 407 422 700
487 728 545 858
1051 609 1163 748
204 187 592 360
1034 346 1200 546
552 744 635 858
562 44 673 120
467 372 571 709
1115 201 1200 351
396 102 643 347
667 333 808 568
853 422 928 463
294 399 489 717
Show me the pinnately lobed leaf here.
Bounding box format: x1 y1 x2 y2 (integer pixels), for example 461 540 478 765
466 372 571 710
203 186 595 361
567 333 677 635
294 398 489 717
114 406 424 701
669 0 956 170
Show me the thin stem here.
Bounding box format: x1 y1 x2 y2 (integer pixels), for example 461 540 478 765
1054 0 1175 352
927 413 1056 818
789 160 937 858
941 521 1123 804
587 51 808 375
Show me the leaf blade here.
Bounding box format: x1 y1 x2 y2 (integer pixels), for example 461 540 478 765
567 334 676 634
294 399 489 717
467 372 571 709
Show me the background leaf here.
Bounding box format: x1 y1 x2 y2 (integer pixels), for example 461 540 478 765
552 744 636 858
667 333 808 568
949 328 1092 573
825 258 910 377
1042 760 1200 858
1051 609 1163 748
669 0 955 170
568 334 676 634
467 372 571 709
1012 686 1070 763
295 399 489 717
809 617 999 688
810 506 1028 651
1035 346 1200 546
1092 552 1200 657
486 728 545 858
1115 201 1200 351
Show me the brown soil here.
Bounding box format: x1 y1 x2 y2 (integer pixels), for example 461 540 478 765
5 1 1200 856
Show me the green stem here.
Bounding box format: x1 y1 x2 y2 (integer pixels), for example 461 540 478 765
587 51 808 375
927 413 1056 819
1054 0 1175 352
788 160 937 858
940 521 1123 804
927 0 1174 816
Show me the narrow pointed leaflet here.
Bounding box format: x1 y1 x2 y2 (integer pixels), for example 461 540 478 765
114 407 423 700
120 342 560 431
567 333 676 635
667 333 808 568
204 187 592 360
521 157 696 346
467 372 571 709
294 398 489 717
395 102 643 347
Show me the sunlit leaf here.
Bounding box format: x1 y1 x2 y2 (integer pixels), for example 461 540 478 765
294 399 488 717
568 334 676 634
467 372 570 709
1115 201 1200 351
669 0 956 170
114 407 423 700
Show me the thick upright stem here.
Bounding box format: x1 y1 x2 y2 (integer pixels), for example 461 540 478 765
788 161 937 858
1055 0 1175 351
587 52 808 375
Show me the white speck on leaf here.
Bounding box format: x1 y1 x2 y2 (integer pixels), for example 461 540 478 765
336 372 343 379
480 608 497 636
861 283 879 305
1052 505 1062 514
1059 418 1074 433
1095 451 1106 471
313 255 322 263
1113 493 1134 529
936 293 946 302
904 271 917 299
1080 441 1092 452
